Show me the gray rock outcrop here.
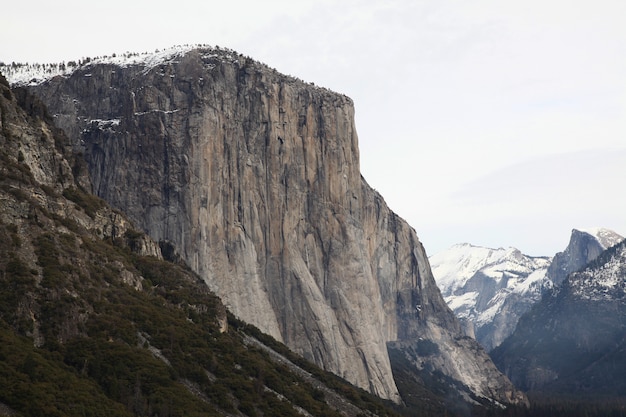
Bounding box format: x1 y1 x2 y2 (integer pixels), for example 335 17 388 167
0 75 159 257
547 228 624 286
8 46 525 405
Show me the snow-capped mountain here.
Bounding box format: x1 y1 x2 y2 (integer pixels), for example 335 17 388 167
430 244 551 351
569 239 626 301
491 238 626 397
430 228 624 352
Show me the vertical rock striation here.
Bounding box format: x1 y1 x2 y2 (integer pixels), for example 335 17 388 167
12 46 525 405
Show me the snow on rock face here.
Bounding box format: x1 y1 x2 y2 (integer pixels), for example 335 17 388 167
579 227 623 248
433 244 547 295
491 238 626 395
430 243 551 351
569 240 626 301
0 45 227 86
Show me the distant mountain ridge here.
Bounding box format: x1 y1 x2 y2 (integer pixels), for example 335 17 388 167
430 228 623 352
430 244 551 351
491 238 626 399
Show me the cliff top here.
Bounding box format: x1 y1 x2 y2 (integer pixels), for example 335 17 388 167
0 44 350 101
2 45 225 85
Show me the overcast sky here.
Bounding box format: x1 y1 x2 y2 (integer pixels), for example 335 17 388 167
2 0 625 256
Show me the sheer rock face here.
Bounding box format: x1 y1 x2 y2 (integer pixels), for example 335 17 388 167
0 75 160 258
20 48 524 404
547 228 624 286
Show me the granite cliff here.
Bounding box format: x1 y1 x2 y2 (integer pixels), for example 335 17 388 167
5 46 525 406
546 228 624 286
0 74 402 417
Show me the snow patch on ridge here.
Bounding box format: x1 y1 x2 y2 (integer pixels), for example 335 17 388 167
445 291 478 311
431 243 549 296
577 227 624 251
570 241 626 301
1 45 211 86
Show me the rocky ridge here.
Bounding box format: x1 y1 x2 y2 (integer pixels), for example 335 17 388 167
4 45 526 406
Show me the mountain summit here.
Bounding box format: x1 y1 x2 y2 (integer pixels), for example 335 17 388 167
430 243 550 351
3 45 525 407
546 228 624 285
